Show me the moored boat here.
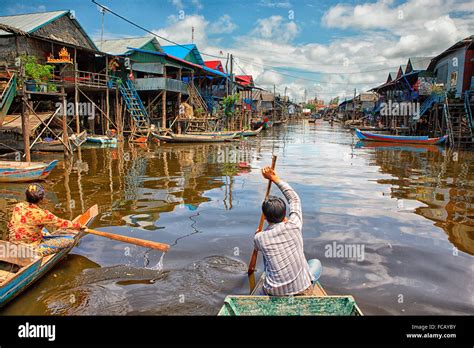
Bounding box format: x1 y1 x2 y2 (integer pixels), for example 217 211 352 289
152 132 238 143
218 273 363 316
240 126 263 137
0 205 98 308
0 160 58 183
86 135 118 144
31 131 87 152
354 128 448 145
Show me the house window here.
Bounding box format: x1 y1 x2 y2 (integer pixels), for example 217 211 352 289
435 63 448 85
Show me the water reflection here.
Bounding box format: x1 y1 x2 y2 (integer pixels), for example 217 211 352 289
0 122 473 315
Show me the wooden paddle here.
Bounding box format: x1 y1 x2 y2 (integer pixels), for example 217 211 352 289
247 154 277 275
84 228 170 252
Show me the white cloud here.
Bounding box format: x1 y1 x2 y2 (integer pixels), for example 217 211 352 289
151 1 474 103
7 4 46 14
208 15 237 34
252 16 299 42
191 0 203 10
169 0 184 10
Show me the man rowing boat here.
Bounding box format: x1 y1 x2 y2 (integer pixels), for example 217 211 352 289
254 167 322 296
8 184 85 256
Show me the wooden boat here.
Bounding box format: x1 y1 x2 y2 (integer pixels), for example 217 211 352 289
218 273 363 316
32 131 87 152
86 135 118 144
354 128 448 145
152 132 238 143
240 126 263 137
0 205 98 308
0 160 58 183
350 126 389 132
183 131 239 138
355 140 444 154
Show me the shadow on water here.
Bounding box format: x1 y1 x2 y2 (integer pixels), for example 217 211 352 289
1 121 473 315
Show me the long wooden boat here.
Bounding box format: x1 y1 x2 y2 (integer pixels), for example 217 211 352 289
182 131 239 138
0 205 98 308
152 132 238 143
0 160 58 183
86 135 118 144
354 128 448 145
218 273 363 316
350 126 390 132
355 140 444 154
240 126 263 137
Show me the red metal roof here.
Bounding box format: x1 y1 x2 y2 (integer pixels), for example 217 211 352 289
235 75 253 86
204 60 224 73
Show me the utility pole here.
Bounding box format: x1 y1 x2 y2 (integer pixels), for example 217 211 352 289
273 84 276 121
352 88 356 120
225 53 229 97
230 54 233 95
191 26 194 43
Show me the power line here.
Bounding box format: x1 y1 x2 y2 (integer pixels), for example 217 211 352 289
92 0 225 60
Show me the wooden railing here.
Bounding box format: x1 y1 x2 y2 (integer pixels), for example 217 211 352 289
60 70 109 88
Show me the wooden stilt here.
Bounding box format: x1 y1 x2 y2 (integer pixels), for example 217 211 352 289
105 55 110 133
162 66 167 129
61 86 70 157
74 48 80 134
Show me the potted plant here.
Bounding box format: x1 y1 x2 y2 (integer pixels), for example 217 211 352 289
20 55 54 92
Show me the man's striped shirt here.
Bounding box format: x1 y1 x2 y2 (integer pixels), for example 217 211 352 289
254 180 313 296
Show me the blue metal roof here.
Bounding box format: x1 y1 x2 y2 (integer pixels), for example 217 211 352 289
161 44 205 65
128 47 228 78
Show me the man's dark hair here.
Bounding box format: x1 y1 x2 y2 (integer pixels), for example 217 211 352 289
262 195 286 223
25 184 45 204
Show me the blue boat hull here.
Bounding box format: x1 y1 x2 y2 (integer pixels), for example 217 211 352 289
0 205 98 308
0 160 58 183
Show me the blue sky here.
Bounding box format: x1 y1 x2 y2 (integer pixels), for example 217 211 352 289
1 0 354 45
1 0 473 101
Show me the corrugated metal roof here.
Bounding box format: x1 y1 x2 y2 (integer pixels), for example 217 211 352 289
0 10 68 36
162 44 205 65
407 57 433 72
96 36 162 56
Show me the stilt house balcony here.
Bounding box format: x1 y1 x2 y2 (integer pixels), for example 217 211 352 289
133 77 188 94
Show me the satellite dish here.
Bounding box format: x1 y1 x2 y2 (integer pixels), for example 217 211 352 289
69 10 76 19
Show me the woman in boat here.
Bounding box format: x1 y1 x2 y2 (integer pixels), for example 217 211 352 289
8 184 85 256
254 167 322 296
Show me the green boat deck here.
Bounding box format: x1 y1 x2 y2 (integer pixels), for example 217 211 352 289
218 295 363 316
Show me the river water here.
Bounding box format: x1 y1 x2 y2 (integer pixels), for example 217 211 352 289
1 121 473 315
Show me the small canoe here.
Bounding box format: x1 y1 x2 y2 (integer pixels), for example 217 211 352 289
0 205 98 308
152 132 238 143
240 126 263 137
86 135 118 144
354 128 448 145
218 273 362 316
0 160 58 183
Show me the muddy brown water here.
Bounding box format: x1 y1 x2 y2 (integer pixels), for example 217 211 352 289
1 121 473 315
